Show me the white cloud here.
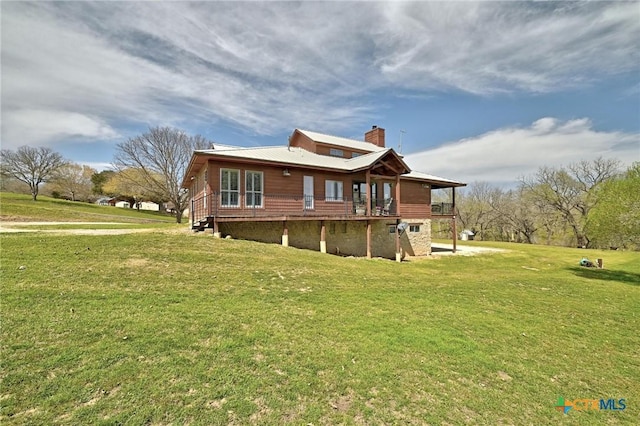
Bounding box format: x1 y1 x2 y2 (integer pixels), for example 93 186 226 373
1 2 638 151
376 2 640 94
2 110 119 149
404 118 640 186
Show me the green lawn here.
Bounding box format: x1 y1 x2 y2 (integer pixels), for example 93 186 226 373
0 192 176 223
1 203 638 424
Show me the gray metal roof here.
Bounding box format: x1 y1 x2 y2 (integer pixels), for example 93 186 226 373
194 145 393 172
403 170 466 186
188 140 465 187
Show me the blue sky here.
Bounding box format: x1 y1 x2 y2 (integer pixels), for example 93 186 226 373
2 1 639 186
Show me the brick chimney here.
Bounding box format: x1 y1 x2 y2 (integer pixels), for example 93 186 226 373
365 125 385 148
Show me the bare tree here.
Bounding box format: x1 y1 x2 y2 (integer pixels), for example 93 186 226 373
520 158 620 247
455 182 501 240
0 146 67 201
112 127 209 223
48 163 96 201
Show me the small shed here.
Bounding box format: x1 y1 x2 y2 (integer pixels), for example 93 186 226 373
460 229 475 241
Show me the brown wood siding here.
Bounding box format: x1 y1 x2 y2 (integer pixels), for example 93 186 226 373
198 158 432 220
206 160 365 197
289 132 316 152
400 180 431 219
315 144 351 158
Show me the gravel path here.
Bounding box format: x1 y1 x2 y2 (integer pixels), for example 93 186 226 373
430 242 507 256
0 222 156 235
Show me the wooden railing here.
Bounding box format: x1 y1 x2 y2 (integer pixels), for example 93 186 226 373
431 202 454 216
191 192 397 223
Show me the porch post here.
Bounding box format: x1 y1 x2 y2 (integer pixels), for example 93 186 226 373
395 219 402 262
320 221 327 253
452 187 457 253
213 219 220 238
366 220 372 259
191 197 195 227
282 221 289 247
365 170 371 216
395 173 401 216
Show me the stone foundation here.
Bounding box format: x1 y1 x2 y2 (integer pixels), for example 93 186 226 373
402 218 432 256
217 218 431 260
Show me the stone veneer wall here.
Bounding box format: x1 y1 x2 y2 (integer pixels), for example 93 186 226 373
401 218 432 256
218 218 431 259
219 220 417 259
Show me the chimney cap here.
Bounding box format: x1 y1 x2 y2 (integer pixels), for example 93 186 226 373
372 125 377 129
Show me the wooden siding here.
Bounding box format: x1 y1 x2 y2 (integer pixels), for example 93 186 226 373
193 159 434 221
289 131 370 158
289 131 316 152
206 160 373 200
400 180 431 219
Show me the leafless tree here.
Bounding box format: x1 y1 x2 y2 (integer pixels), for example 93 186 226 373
0 146 67 201
455 182 501 240
112 127 209 223
48 163 96 201
519 157 620 247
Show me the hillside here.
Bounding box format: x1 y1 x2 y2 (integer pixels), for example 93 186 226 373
1 194 638 424
0 192 177 223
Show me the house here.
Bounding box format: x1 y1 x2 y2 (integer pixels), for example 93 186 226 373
95 197 115 206
114 200 160 211
182 126 465 261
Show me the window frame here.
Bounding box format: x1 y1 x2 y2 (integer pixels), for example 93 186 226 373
409 225 420 233
220 168 240 207
245 170 264 208
325 180 344 202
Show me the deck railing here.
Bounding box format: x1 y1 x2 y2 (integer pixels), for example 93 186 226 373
191 192 396 224
431 202 454 216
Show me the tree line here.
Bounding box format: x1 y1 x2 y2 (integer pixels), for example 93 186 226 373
1 127 208 223
445 158 639 250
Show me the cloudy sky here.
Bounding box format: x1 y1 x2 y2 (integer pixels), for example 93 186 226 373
2 1 639 186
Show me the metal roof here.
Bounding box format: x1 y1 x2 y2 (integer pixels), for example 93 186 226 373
183 136 466 188
295 129 386 153
403 170 466 187
193 145 394 172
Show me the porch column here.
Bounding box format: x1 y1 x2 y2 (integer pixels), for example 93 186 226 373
395 219 402 262
213 219 221 238
366 220 372 259
452 188 457 253
365 170 372 216
320 221 327 253
282 221 289 247
395 174 401 216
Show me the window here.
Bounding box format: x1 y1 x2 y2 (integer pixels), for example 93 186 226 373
351 152 361 158
325 180 343 202
329 148 344 157
220 169 239 207
389 225 396 234
245 171 263 208
410 225 420 233
383 182 393 201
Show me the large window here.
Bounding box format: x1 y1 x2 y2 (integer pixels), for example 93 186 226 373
325 180 343 202
245 171 263 208
220 169 239 207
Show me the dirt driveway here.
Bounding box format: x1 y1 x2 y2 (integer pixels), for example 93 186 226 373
0 222 173 235
430 242 507 256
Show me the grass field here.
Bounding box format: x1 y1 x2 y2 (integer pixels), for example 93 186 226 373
0 192 177 223
1 193 639 424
